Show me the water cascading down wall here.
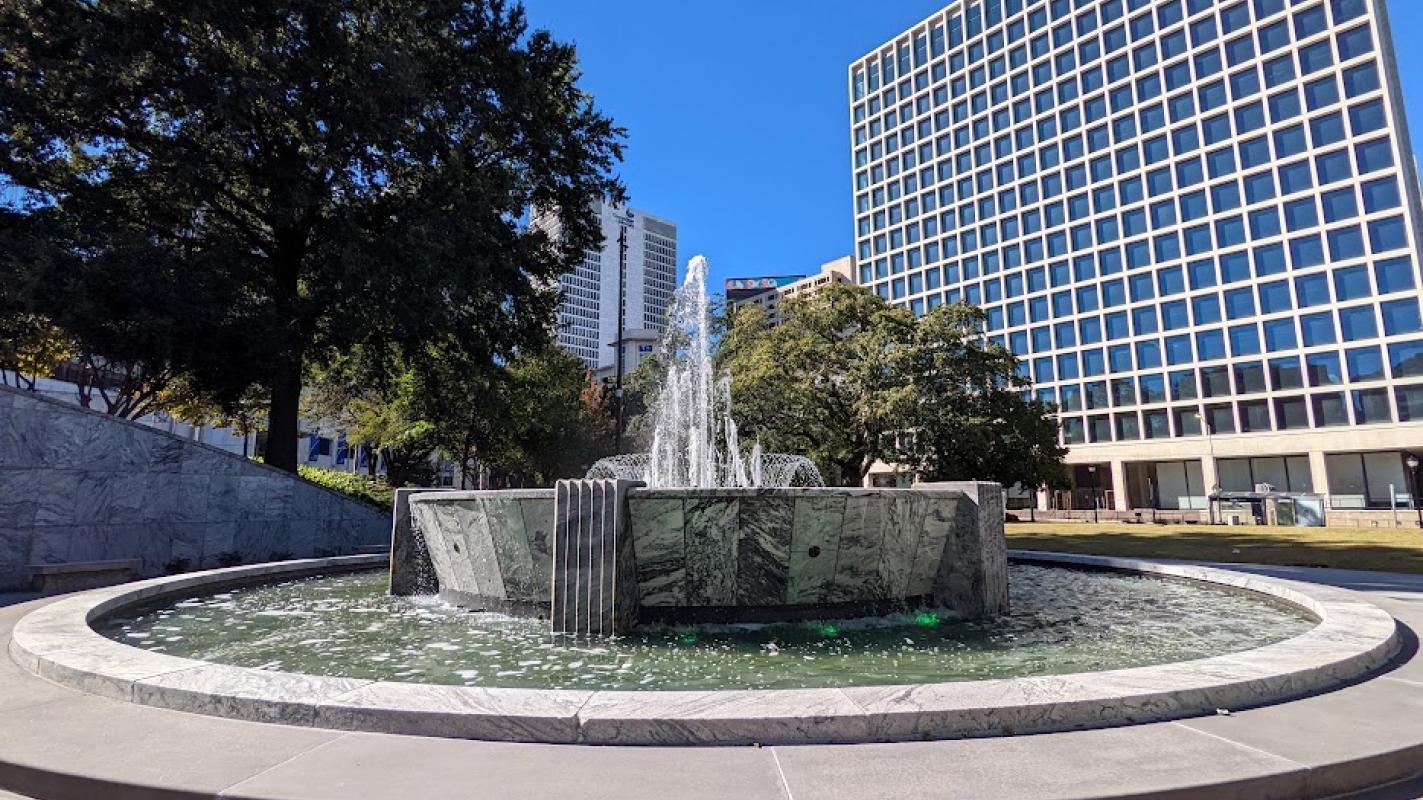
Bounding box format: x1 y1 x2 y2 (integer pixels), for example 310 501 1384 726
391 481 1008 636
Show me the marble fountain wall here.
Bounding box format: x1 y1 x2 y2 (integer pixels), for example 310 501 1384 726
395 482 1007 635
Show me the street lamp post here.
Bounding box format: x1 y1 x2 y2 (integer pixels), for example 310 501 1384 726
1087 465 1099 524
613 222 629 455
1408 454 1422 529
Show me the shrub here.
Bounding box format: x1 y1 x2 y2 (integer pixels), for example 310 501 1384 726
298 466 395 511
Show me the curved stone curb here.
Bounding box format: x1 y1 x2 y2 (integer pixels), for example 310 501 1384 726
8 552 1402 746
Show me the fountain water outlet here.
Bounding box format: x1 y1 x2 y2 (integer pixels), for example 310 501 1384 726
392 256 1009 636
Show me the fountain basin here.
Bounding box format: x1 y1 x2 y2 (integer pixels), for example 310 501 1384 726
395 482 1007 631
9 552 1400 745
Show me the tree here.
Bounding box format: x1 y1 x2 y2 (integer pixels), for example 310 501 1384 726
720 285 917 486
419 343 614 488
720 283 1065 489
304 355 438 488
0 0 625 472
163 380 270 458
0 313 71 392
888 304 1067 491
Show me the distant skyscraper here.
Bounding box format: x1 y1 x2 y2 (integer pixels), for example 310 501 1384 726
540 201 678 370
850 0 1423 516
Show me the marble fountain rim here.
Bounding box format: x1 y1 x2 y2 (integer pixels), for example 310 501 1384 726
7 551 1400 746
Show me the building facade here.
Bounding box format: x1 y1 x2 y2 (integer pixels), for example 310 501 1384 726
733 257 856 327
546 201 678 370
850 0 1423 515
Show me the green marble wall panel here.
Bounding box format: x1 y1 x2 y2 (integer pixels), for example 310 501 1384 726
683 498 739 606
829 491 889 603
786 494 847 605
628 497 685 606
734 494 794 606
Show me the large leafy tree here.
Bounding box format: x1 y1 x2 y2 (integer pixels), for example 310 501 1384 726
719 284 917 486
889 304 1067 491
0 0 624 471
721 283 1065 489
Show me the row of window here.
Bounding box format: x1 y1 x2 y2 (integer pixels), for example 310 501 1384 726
854 5 1379 195
1039 340 1423 414
854 0 1365 101
860 81 1394 267
853 0 1375 197
1060 382 1423 445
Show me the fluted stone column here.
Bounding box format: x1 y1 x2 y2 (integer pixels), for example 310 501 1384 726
550 479 643 636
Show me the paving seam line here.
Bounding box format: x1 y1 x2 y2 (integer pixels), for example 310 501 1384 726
214 732 356 799
1168 720 1310 767
768 747 796 800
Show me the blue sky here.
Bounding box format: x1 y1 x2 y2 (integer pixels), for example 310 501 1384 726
521 0 1423 293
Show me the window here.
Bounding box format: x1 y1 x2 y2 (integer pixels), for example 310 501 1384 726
1363 177 1401 213
1144 409 1171 438
1356 138 1394 173
1236 361 1267 394
1312 392 1349 426
1201 365 1231 397
1383 299 1423 335
1391 341 1423 378
1399 385 1423 421
1351 389 1391 424
1369 216 1408 253
1140 374 1167 403
1347 346 1385 381
1301 312 1337 346
1334 266 1372 302
1309 350 1343 384
1240 399 1272 432
1339 305 1378 341
1276 396 1310 429
1376 257 1417 294
1271 356 1304 390
1264 318 1298 351
1170 369 1198 400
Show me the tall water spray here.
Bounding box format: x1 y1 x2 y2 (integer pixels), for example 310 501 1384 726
586 256 823 489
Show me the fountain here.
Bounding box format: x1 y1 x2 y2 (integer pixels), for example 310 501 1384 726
586 256 824 489
392 255 1008 636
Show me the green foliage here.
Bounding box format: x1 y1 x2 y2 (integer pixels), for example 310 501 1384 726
0 0 625 471
417 342 615 487
719 284 918 486
720 284 1065 489
299 465 395 511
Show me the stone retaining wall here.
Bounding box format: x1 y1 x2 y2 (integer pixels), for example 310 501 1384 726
0 385 387 590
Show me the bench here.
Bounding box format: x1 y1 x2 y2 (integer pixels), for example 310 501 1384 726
30 560 141 594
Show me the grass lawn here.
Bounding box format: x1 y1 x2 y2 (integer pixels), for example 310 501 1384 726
1006 521 1423 575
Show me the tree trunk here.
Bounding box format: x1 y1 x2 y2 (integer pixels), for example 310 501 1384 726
261 230 308 474
264 361 302 473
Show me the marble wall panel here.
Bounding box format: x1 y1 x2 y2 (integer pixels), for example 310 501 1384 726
683 498 739 606
735 494 793 606
786 494 847 605
878 492 928 600
481 497 540 602
829 491 889 603
0 386 387 589
628 497 686 607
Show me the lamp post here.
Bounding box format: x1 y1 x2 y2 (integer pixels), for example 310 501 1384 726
1408 454 1422 529
1087 465 1100 524
613 219 630 455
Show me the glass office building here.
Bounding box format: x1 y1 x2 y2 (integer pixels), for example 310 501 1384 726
850 0 1423 513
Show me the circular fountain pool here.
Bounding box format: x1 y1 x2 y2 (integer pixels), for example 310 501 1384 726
96 564 1315 691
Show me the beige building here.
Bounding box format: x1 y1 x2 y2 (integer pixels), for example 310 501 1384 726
734 257 854 327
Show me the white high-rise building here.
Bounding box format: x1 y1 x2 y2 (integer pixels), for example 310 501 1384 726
851 0 1423 520
543 201 678 370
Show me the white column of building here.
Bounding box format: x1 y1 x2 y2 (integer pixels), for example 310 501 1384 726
1308 452 1331 498
1110 461 1130 512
